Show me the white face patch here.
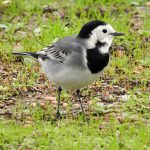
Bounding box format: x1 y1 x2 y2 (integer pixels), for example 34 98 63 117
83 24 116 53
92 24 115 43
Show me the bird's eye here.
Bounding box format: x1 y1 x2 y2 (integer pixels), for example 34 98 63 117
102 29 107 33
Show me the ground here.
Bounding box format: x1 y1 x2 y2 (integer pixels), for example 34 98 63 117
0 0 150 149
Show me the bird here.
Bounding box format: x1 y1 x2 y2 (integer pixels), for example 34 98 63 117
13 20 124 119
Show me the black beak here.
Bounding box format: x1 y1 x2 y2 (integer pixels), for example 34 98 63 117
111 32 125 36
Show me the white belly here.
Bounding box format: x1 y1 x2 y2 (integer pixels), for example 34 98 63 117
45 67 100 90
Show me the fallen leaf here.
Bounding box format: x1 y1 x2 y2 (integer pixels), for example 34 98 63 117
96 102 105 107
130 14 143 31
0 102 5 108
88 101 92 105
115 50 124 58
31 102 37 108
102 91 110 96
26 116 34 121
145 2 150 6
0 109 6 115
13 43 23 52
44 96 56 101
24 120 34 126
62 102 68 108
16 30 27 37
103 114 110 122
118 95 130 101
133 66 144 74
51 100 57 105
44 96 57 105
39 102 46 109
117 116 125 123
2 87 10 92
1 0 12 7
22 86 28 92
73 103 80 109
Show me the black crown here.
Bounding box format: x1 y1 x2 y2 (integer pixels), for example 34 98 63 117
78 20 107 38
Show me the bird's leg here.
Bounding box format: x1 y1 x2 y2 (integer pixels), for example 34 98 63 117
56 86 62 119
76 89 85 115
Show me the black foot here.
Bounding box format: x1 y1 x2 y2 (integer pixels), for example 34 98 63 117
76 89 84 114
55 86 62 120
55 111 62 120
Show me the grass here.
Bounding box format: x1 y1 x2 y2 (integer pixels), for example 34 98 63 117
0 120 149 150
0 0 150 149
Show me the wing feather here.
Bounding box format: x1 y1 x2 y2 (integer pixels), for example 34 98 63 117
37 41 84 63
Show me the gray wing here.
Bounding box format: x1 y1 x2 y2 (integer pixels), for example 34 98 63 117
37 39 84 63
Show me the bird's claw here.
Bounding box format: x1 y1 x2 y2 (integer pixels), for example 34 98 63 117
56 111 62 120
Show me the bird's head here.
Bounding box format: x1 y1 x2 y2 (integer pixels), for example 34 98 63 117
78 20 124 51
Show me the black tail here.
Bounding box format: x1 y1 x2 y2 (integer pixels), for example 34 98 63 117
12 52 39 59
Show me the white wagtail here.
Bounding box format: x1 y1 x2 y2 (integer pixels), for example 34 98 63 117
13 20 124 118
